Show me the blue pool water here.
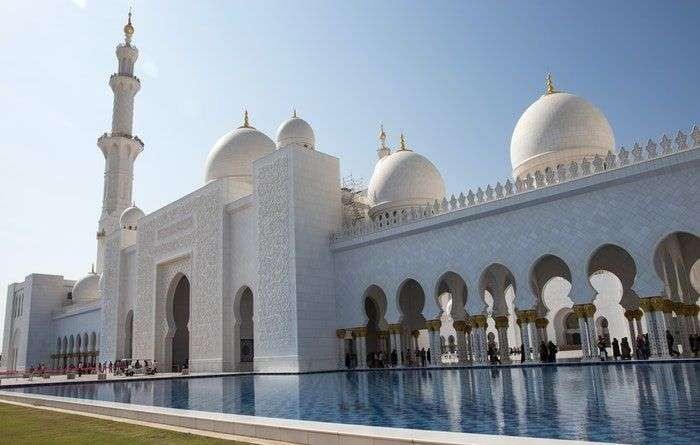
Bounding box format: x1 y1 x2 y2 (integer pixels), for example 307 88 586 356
6 363 699 444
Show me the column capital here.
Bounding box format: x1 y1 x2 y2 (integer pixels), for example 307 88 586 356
453 320 467 332
388 323 402 334
353 327 367 337
671 301 686 315
494 315 509 328
687 304 700 317
411 330 420 338
515 309 535 323
534 317 549 328
336 329 346 339
572 303 595 318
639 296 667 312
661 299 674 314
624 308 643 320
472 314 488 328
425 319 442 331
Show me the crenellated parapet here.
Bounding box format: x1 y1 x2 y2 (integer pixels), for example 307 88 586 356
333 124 699 242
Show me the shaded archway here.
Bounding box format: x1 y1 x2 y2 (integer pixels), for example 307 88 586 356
234 286 254 371
363 285 388 359
124 310 134 359
530 255 572 359
397 279 426 363
171 276 190 371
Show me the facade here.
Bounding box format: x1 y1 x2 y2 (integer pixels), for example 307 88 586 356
2 17 699 374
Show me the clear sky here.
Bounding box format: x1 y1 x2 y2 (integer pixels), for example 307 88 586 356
1 1 698 342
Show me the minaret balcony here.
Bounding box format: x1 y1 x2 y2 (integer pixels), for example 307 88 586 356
109 73 141 92
97 132 145 151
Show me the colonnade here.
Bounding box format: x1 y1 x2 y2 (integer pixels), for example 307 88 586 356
52 332 99 370
338 297 700 368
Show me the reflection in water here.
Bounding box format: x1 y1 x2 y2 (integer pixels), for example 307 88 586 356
9 363 699 444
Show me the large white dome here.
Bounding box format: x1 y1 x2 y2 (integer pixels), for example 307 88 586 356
510 92 614 178
277 114 315 149
204 124 275 184
367 149 446 216
71 269 100 303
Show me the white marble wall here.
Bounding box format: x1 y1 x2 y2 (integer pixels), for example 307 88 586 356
332 149 699 332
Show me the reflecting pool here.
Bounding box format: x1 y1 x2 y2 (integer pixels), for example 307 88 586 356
7 363 699 444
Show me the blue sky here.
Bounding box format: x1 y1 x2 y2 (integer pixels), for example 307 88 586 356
1 1 698 340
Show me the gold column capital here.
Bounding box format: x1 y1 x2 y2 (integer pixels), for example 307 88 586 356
453 320 467 332
535 317 549 328
472 314 488 328
336 329 346 339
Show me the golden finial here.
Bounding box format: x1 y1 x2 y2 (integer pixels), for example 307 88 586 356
242 109 250 128
292 109 298 118
399 132 407 151
123 8 135 42
90 263 95 274
546 73 557 95
379 124 387 148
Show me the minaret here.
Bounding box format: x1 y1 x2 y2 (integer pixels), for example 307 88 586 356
95 10 144 273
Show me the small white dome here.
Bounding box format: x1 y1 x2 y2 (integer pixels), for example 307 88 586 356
277 114 315 149
120 205 144 230
71 269 100 302
204 125 275 183
510 92 614 178
367 149 446 217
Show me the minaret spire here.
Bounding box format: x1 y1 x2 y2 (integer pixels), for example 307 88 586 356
95 10 144 273
124 8 134 44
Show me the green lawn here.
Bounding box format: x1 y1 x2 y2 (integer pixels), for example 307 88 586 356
0 401 252 444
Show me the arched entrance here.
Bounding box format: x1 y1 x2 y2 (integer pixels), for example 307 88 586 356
234 286 254 371
362 285 388 363
124 310 134 359
171 276 190 371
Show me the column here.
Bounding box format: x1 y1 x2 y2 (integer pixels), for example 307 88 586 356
465 324 474 363
494 316 511 364
516 310 532 362
585 304 598 359
354 328 368 369
472 315 488 364
672 303 691 356
624 309 638 357
572 304 592 361
639 297 670 359
453 321 468 364
389 324 403 367
525 311 538 362
336 329 346 368
426 320 442 367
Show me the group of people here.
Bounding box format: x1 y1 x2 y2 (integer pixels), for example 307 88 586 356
591 330 700 361
345 348 435 369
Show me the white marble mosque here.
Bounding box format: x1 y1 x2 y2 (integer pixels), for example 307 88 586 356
2 14 699 374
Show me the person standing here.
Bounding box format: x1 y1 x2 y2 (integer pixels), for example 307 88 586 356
612 338 621 360
597 336 608 361
547 340 558 363
620 337 632 360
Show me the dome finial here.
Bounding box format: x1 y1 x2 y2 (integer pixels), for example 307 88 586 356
379 124 387 148
123 7 135 44
546 73 558 95
398 132 408 151
90 263 95 274
292 108 298 118
240 109 250 128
